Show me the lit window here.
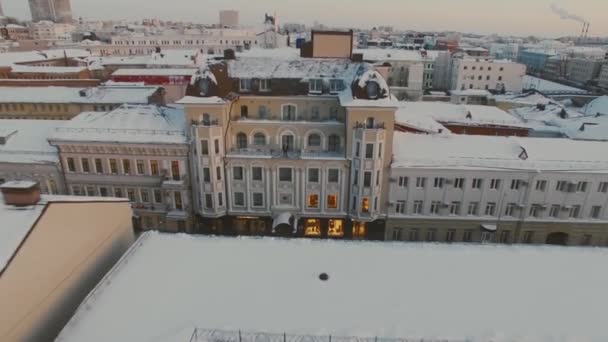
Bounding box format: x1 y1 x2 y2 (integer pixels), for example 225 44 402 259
361 198 370 213
304 219 321 236
308 194 319 208
327 194 338 209
328 219 344 237
352 222 366 239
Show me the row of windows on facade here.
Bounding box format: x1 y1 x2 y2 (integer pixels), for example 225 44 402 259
462 74 504 81
200 191 343 212
391 228 594 246
396 176 608 194
229 132 342 152
461 83 505 90
115 39 253 46
463 65 505 71
238 78 345 95
65 157 182 181
393 199 602 219
235 104 341 122
70 185 184 210
355 140 384 159
214 166 341 184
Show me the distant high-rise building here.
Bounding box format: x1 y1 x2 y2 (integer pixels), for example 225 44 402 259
219 10 239 28
0 0 4 17
28 0 72 23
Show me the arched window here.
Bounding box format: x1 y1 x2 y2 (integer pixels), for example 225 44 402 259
282 104 296 121
328 135 340 152
366 81 379 99
253 132 266 145
308 134 321 147
281 133 295 151
240 105 248 118
202 113 210 126
236 132 247 149
366 117 375 129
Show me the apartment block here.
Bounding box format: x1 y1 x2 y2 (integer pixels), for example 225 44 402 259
450 55 526 92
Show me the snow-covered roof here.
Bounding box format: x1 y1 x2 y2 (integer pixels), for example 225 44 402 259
353 49 438 62
50 105 187 145
581 96 608 116
392 131 608 171
450 89 491 97
176 96 226 105
0 193 126 274
399 102 527 128
56 231 608 342
227 57 365 80
0 49 91 67
494 92 554 106
236 48 300 59
10 65 88 74
0 120 61 164
0 86 159 104
90 49 200 68
394 106 449 134
522 75 586 93
111 68 197 77
558 114 608 141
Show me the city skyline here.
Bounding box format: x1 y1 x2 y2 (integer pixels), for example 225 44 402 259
3 0 608 37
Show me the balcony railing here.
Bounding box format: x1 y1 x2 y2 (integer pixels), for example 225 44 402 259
235 115 345 124
227 146 344 159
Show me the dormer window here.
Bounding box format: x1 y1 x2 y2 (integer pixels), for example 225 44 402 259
309 79 323 94
366 81 379 99
198 78 210 95
239 78 252 92
329 79 344 93
259 79 271 92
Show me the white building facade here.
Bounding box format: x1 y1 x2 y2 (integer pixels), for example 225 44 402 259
450 55 526 92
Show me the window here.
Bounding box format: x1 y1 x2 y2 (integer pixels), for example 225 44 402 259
233 167 243 180
433 177 444 188
329 107 339 121
463 230 473 242
150 160 159 176
450 202 461 215
154 189 162 203
472 178 483 189
282 105 297 121
355 142 360 157
365 117 375 129
361 198 370 213
253 193 264 207
308 168 320 183
112 187 122 198
556 181 568 192
240 105 248 118
490 179 501 190
86 186 96 196
396 200 406 214
200 140 209 155
110 159 118 174
523 231 534 244
598 182 608 193
308 194 319 208
327 194 338 209
214 139 220 154
216 166 222 181
499 230 510 243
259 79 270 91
279 168 292 182
95 158 103 173
80 158 90 173
430 201 441 215
141 189 150 203
363 172 372 187
569 205 581 218
398 176 408 187
535 180 547 191
99 187 108 197
365 144 374 158
234 192 245 206
253 133 266 145
529 204 542 218
581 235 592 246
392 228 402 241
426 229 436 242
577 181 588 192
446 230 455 242
485 202 496 216
352 196 357 211
413 200 423 214
510 179 523 190
122 159 131 174
467 202 479 216
329 79 343 93
504 203 517 216
416 177 426 188
201 113 211 126
310 106 320 120
453 178 465 189
328 135 340 152
136 160 145 175
549 205 560 218
353 170 359 185
308 134 321 147
258 105 268 118
236 132 247 149
408 229 419 242
66 157 76 172
591 206 602 219
203 168 211 183
328 169 339 183
252 167 263 181
171 161 180 181
378 143 383 158
127 188 136 202
281 134 295 151
309 79 323 93
239 78 251 91
498 76 503 81
205 194 213 209
217 193 223 207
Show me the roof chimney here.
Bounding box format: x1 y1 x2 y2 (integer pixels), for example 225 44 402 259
0 181 41 206
223 49 236 60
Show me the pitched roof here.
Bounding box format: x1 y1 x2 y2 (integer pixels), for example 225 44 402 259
0 86 159 104
0 120 61 164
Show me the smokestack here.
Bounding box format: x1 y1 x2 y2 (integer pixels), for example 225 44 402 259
584 22 590 38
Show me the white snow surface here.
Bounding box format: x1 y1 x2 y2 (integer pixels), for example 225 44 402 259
56 231 608 342
0 49 91 67
227 57 365 80
392 131 608 171
111 68 198 76
0 119 61 164
581 96 608 116
50 105 187 144
0 86 159 104
9 65 88 74
522 76 585 93
354 48 439 62
400 102 527 128
176 96 226 105
394 106 449 133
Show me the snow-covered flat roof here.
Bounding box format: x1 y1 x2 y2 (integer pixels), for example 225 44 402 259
394 106 448 133
227 57 365 80
0 49 91 67
111 68 198 77
450 89 491 97
582 96 608 116
176 96 227 105
392 131 608 171
0 119 61 164
0 193 126 274
10 65 88 74
50 105 187 145
523 76 586 93
400 102 527 128
57 232 608 342
0 86 159 104
354 48 437 62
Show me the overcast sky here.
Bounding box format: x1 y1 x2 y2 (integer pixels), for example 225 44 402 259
3 0 607 37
